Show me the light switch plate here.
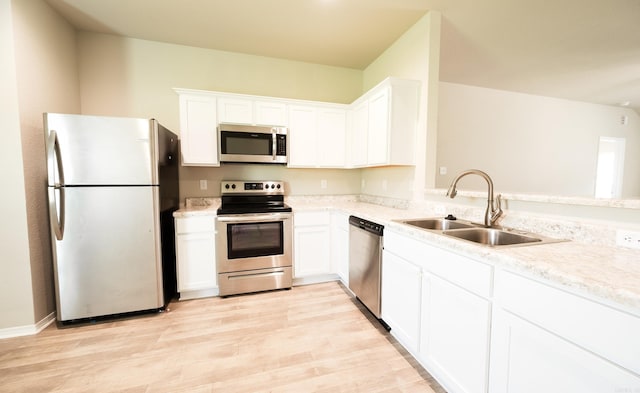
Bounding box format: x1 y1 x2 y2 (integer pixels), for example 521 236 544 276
199 180 208 190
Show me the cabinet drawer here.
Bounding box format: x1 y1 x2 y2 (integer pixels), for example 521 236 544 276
422 244 493 298
176 216 215 234
385 230 492 298
294 211 330 227
495 269 640 375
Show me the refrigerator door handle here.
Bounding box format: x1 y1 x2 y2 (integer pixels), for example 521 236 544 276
47 130 65 240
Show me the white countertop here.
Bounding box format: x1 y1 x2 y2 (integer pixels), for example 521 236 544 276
174 198 640 312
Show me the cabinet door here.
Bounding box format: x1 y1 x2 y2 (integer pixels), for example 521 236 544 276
367 87 390 166
489 308 640 393
420 274 491 393
317 108 347 167
294 225 331 277
217 97 253 124
178 94 218 166
350 100 368 167
176 231 216 292
330 212 349 285
381 250 422 353
255 100 287 126
288 105 318 167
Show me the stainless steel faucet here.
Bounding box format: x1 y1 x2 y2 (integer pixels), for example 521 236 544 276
446 169 503 227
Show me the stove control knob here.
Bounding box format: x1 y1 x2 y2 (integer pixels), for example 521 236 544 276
277 184 281 189
231 184 236 189
271 184 275 189
225 184 230 189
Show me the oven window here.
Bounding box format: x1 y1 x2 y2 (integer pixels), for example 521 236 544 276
222 132 272 155
227 221 284 259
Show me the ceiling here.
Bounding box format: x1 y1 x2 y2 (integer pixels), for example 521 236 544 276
45 0 640 112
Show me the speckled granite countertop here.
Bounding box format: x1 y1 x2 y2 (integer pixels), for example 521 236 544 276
174 197 640 312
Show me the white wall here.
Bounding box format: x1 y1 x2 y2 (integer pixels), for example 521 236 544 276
0 0 36 330
11 0 81 326
181 166 361 199
361 12 441 201
436 82 640 198
76 32 365 199
0 0 81 332
77 32 364 131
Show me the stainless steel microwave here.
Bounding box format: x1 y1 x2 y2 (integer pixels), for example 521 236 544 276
218 123 288 164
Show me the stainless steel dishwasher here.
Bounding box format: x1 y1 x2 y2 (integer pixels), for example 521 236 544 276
348 215 387 327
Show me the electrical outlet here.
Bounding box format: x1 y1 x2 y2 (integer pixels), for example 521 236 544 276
439 166 447 175
320 179 327 189
199 180 207 190
616 229 640 250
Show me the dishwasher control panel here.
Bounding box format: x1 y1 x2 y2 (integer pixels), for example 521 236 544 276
349 215 384 236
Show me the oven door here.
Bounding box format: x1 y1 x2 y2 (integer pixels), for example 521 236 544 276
216 212 292 273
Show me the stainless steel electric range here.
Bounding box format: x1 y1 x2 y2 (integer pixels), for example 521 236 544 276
215 180 293 296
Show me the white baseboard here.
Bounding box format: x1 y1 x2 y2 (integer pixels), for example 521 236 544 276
293 274 340 286
177 287 219 301
0 311 56 339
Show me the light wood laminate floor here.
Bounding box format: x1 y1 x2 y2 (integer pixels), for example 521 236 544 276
0 282 445 392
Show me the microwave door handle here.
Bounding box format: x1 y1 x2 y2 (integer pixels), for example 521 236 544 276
272 129 277 161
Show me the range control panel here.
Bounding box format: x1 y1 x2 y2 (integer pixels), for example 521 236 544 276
220 180 285 195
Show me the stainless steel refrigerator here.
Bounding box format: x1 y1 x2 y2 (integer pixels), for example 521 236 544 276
44 113 179 323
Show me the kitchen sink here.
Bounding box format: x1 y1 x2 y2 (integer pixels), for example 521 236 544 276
442 227 543 246
395 217 564 248
398 218 478 231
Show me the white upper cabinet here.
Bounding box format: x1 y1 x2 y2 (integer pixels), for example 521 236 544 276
217 97 287 126
349 100 369 167
367 87 391 165
255 100 288 126
217 97 253 124
175 77 418 168
177 92 219 166
288 104 348 168
317 107 347 167
354 77 421 167
288 104 318 167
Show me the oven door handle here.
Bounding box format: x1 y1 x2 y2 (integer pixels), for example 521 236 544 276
216 213 292 223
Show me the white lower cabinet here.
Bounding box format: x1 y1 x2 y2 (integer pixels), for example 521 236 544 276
175 216 217 299
293 211 334 283
490 308 639 393
383 228 493 393
381 250 422 354
489 269 640 393
420 274 490 393
384 229 640 393
330 211 349 285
